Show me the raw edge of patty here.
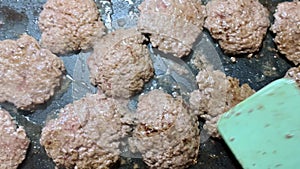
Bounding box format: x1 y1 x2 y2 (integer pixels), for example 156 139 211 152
0 34 65 110
40 94 130 169
129 89 200 169
138 0 206 58
0 108 30 169
38 0 106 55
204 0 270 55
87 28 154 98
189 69 255 137
270 1 300 65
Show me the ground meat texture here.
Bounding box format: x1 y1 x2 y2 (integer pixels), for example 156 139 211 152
40 94 129 169
88 28 154 98
285 66 300 85
189 69 254 137
130 90 200 169
0 34 65 110
204 0 270 55
271 1 300 65
39 0 106 55
138 0 206 58
0 108 30 169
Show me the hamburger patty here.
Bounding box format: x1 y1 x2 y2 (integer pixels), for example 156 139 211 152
138 0 206 58
0 108 30 169
204 0 270 55
130 89 200 169
39 0 106 54
88 28 154 98
271 1 300 65
40 94 130 169
0 34 65 110
189 69 255 137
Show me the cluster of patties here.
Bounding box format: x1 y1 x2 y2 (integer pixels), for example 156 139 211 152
3 0 299 168
189 69 255 137
0 109 29 169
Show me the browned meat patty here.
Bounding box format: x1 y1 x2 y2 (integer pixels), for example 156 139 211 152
271 1 300 65
138 0 206 58
129 89 200 169
88 28 154 98
0 34 65 110
204 0 270 55
285 66 300 84
39 0 106 54
0 108 30 169
189 69 254 137
40 94 129 169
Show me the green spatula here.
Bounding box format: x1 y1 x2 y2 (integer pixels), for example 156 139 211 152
218 78 300 169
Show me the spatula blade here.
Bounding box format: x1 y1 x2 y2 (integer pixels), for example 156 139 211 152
218 78 300 169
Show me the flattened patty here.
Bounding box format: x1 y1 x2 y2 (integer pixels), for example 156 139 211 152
88 28 154 98
0 108 30 169
205 0 269 55
40 94 129 169
138 0 206 57
39 0 106 54
130 90 200 169
0 34 65 110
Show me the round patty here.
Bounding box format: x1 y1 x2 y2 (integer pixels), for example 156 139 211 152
0 108 30 169
138 0 206 58
271 1 300 65
0 34 65 110
189 69 254 137
204 0 270 55
130 89 200 169
40 94 129 169
39 0 106 54
88 28 154 98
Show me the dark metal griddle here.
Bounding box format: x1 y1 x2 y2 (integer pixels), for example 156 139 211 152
0 0 293 169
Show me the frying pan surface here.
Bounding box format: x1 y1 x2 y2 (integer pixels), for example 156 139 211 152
0 0 293 168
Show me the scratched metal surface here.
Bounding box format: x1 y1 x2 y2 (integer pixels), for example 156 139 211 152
0 0 293 169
